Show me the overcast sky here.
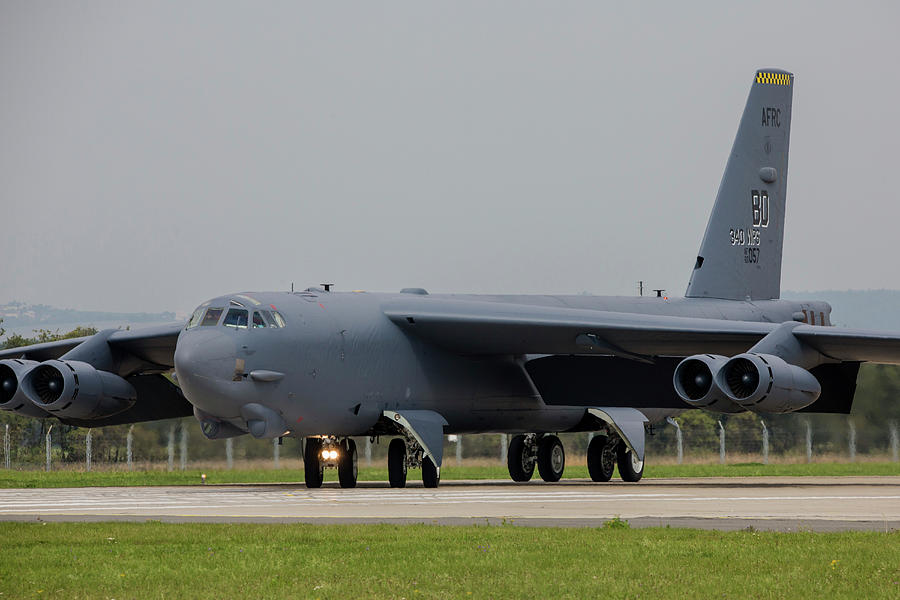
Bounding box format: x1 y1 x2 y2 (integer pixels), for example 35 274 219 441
2 1 898 314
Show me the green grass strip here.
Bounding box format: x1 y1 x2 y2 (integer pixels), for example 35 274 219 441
0 461 898 488
0 522 898 599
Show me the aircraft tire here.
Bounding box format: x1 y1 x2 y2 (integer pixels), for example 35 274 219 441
537 435 565 483
388 438 408 488
304 437 324 489
507 435 535 482
338 438 358 488
587 435 615 482
616 443 644 482
422 455 440 488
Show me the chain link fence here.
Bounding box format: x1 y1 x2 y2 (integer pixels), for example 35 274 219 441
2 411 898 472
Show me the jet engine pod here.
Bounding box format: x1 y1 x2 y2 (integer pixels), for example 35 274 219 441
0 359 50 418
716 353 821 414
672 354 745 413
21 360 136 419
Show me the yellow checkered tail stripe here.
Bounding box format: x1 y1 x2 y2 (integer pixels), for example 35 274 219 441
756 71 792 86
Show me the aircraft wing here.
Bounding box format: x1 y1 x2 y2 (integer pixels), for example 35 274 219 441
0 322 184 370
384 298 900 364
0 321 190 425
793 327 900 364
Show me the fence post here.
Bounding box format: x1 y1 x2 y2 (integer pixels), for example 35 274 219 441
666 417 683 464
500 434 508 462
760 419 769 465
805 418 813 463
45 425 53 472
365 437 372 467
85 429 92 472
456 434 463 466
4 423 9 469
225 437 234 470
126 425 134 470
167 424 175 472
179 424 188 471
890 421 899 463
273 437 280 469
848 419 856 463
717 420 725 464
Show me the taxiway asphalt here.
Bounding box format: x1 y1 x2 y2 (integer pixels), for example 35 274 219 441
2 476 898 531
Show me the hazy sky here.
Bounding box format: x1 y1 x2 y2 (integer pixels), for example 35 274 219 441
2 1 898 314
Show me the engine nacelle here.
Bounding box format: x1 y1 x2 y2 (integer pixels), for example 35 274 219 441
21 360 136 419
673 354 745 413
716 353 821 414
0 359 50 418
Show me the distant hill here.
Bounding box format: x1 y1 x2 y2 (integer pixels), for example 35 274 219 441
0 301 178 340
781 289 900 330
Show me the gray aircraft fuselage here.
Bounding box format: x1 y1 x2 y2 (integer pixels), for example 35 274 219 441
174 289 830 438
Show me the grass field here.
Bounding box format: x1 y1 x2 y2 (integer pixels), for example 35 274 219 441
0 522 898 599
0 461 898 488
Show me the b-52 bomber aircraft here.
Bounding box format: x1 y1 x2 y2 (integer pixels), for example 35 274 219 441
2 68 899 489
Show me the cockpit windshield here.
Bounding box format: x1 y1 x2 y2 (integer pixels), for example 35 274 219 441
186 303 285 330
200 308 224 327
223 308 249 329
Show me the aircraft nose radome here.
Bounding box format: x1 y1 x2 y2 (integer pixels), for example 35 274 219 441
174 329 243 416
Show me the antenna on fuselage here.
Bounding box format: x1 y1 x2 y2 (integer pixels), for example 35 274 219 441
291 282 294 292
638 281 643 296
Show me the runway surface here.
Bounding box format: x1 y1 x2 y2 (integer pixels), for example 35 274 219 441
2 477 899 531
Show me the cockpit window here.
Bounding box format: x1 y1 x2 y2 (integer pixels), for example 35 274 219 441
258 309 286 328
252 311 267 328
223 308 249 329
200 307 224 327
186 307 205 329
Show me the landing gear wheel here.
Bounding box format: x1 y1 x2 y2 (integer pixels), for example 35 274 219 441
587 435 616 482
388 438 408 488
507 435 535 482
304 437 324 488
338 438 358 488
422 456 440 488
537 435 565 482
617 443 644 482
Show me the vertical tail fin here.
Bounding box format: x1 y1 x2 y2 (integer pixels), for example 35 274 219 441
686 69 793 300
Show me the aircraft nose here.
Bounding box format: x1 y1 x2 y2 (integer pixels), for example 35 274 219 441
174 329 243 416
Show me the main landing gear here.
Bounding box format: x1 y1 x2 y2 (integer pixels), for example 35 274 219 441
387 436 440 489
507 432 644 483
304 437 358 489
506 434 565 482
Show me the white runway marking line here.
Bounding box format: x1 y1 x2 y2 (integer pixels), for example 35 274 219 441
2 490 900 513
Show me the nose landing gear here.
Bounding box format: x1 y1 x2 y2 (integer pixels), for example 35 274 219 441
303 436 359 488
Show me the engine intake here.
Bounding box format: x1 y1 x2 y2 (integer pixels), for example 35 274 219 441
716 353 821 413
21 360 136 419
0 359 49 418
673 355 745 413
